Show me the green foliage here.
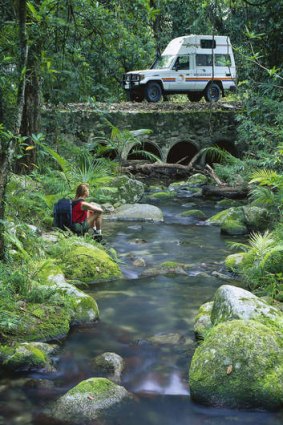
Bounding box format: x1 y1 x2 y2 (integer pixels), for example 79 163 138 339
229 229 283 299
89 122 153 162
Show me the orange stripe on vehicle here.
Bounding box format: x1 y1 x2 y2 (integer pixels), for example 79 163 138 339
185 77 234 81
162 78 176 82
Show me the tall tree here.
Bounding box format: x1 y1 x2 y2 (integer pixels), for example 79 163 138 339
0 0 29 259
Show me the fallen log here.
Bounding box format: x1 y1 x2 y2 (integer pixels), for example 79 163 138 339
120 162 197 179
202 185 249 199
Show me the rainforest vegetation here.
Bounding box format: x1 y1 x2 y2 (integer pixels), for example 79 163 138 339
0 0 283 362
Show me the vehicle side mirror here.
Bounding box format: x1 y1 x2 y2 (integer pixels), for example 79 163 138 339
173 65 179 71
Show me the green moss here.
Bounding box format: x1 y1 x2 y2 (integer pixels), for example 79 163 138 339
149 191 174 199
61 244 121 283
194 301 213 339
225 253 246 271
16 304 71 343
3 343 48 369
189 320 283 409
186 174 207 185
180 209 206 219
217 199 242 208
160 261 185 268
207 207 244 225
68 377 115 397
221 219 248 235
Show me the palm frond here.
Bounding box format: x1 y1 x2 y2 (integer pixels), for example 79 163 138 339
250 169 282 187
260 245 283 269
248 231 275 253
249 186 275 206
227 241 250 252
200 146 241 165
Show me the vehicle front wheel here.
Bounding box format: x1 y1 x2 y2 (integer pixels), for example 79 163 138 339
128 90 145 102
204 82 221 102
187 92 203 102
145 82 162 103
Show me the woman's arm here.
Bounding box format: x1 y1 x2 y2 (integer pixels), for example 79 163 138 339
81 201 103 213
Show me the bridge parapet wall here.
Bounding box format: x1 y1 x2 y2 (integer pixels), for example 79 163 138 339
43 107 238 162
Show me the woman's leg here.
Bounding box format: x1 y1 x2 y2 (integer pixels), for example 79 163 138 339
87 211 102 231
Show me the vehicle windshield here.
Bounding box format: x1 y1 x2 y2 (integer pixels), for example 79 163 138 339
151 55 175 69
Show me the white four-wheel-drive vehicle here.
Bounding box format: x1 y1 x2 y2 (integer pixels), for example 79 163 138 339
123 35 237 103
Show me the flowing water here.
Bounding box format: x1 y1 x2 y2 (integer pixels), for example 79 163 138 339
1 196 283 425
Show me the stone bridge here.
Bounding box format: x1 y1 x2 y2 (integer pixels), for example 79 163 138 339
43 103 241 165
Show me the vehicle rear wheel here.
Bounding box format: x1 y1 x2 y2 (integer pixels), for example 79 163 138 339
204 82 221 102
187 92 203 102
145 82 162 103
128 90 144 102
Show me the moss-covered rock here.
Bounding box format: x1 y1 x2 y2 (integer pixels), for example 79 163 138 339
53 241 121 283
50 377 131 423
95 175 144 204
216 199 243 208
47 272 99 324
141 261 190 277
189 320 283 409
211 285 283 331
92 353 125 383
21 304 71 342
148 191 174 200
186 173 208 186
225 253 246 271
179 210 207 220
208 205 270 234
105 203 163 222
0 342 57 372
220 219 248 235
242 206 269 231
194 301 213 340
207 207 245 225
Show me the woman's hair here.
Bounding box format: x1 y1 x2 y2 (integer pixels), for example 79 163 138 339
75 183 89 198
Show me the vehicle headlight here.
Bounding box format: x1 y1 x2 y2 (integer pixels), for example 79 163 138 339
139 74 145 81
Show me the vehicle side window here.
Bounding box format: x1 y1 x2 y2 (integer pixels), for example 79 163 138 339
200 39 216 49
196 54 213 67
175 55 190 70
215 54 232 67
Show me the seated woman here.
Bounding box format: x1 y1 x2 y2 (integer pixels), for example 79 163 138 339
72 183 103 240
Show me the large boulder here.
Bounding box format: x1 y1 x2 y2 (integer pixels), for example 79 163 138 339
55 241 121 283
242 206 269 231
194 301 213 339
47 271 99 324
50 377 131 423
207 205 270 234
95 176 144 204
189 320 283 409
207 207 245 226
105 204 163 222
211 285 283 331
0 342 57 372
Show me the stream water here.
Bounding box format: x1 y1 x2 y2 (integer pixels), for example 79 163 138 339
1 195 283 425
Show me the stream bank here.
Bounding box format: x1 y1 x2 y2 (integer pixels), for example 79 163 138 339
1 188 283 424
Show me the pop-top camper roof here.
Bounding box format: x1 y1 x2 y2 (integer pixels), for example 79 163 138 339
162 35 232 56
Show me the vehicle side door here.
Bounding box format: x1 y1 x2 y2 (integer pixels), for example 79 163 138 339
195 54 213 91
168 55 195 91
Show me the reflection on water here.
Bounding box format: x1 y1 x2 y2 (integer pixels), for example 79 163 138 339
0 197 282 425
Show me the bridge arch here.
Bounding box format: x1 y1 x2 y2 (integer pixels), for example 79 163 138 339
204 139 238 165
127 142 161 162
166 141 198 165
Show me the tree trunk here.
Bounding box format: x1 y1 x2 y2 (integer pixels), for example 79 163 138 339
0 0 28 260
18 48 41 172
